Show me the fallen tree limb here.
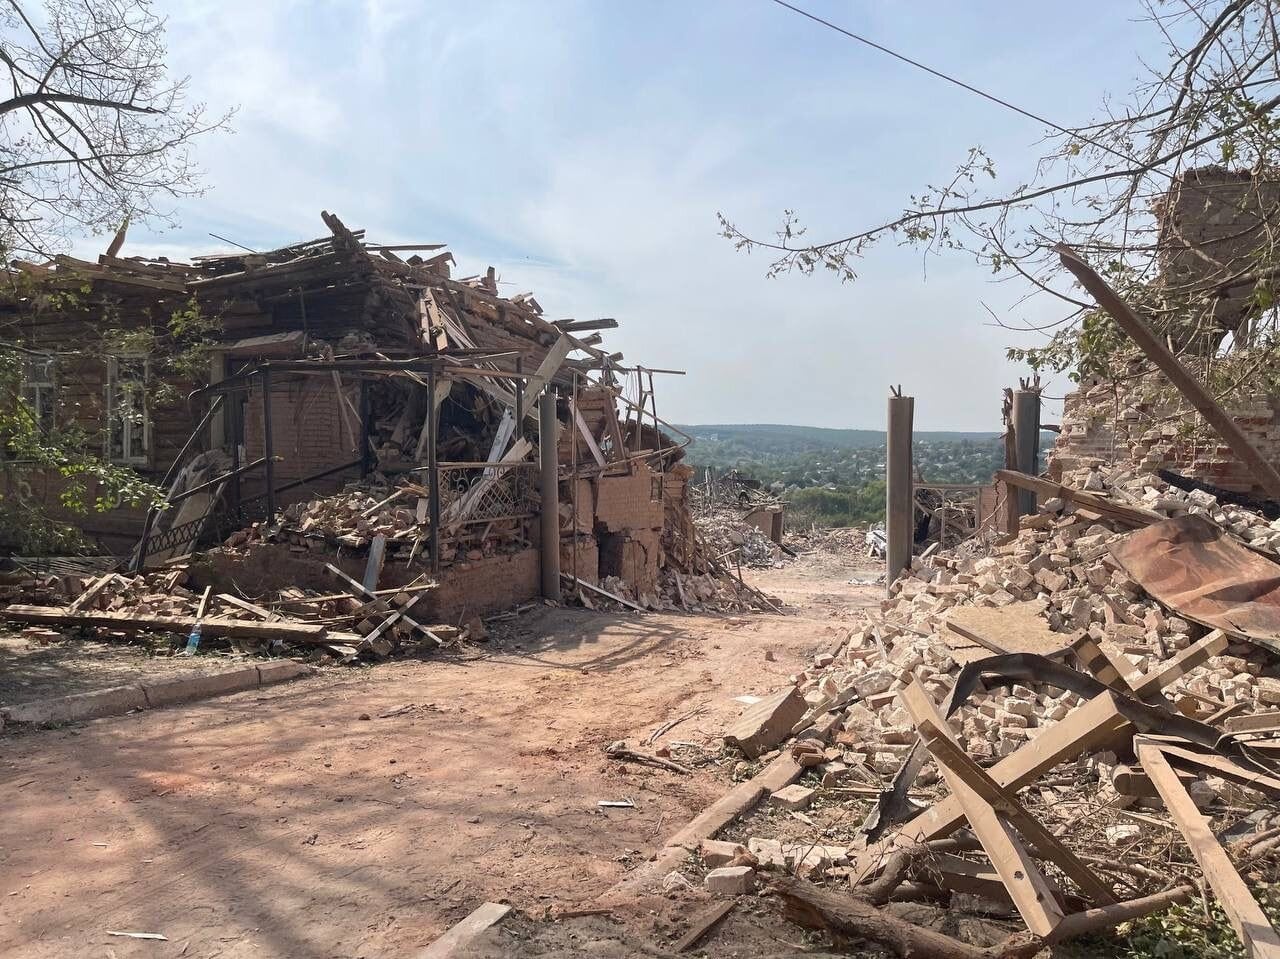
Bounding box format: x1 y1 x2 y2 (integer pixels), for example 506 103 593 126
770 875 1196 959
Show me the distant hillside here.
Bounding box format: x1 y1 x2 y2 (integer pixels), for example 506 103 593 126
678 422 1050 493
677 423 1002 451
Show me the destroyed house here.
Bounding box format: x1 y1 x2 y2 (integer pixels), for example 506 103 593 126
2 212 708 619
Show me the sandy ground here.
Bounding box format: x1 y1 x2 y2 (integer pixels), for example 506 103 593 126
0 552 881 958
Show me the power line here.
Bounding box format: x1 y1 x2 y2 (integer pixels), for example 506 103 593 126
767 0 1082 139
767 0 1181 183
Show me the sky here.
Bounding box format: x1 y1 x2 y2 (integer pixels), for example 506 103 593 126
109 0 1161 431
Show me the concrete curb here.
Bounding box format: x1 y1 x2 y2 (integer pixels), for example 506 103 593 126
0 660 315 729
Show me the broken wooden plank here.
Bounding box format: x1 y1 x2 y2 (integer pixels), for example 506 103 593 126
672 901 735 953
363 535 388 593
1133 736 1280 798
67 573 117 613
1071 635 1138 694
995 469 1162 527
523 334 574 404
2 605 333 642
216 593 277 621
362 591 429 647
1226 712 1280 734
1133 629 1228 696
573 402 606 468
901 681 1114 909
563 574 646 613
1137 743 1280 958
195 586 213 620
325 564 444 645
417 901 512 959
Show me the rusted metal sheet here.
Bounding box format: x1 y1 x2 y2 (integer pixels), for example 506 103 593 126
1111 515 1280 653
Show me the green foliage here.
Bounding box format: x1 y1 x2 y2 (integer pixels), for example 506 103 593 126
1077 886 1280 959
0 347 165 553
788 481 887 528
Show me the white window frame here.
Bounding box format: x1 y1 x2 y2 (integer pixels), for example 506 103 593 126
20 352 57 433
105 354 151 466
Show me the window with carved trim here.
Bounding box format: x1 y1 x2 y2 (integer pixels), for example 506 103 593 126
106 355 150 465
20 353 57 432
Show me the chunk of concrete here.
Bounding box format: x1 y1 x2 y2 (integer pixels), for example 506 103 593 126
704 865 755 896
769 784 815 811
699 839 747 868
747 837 786 869
723 686 807 759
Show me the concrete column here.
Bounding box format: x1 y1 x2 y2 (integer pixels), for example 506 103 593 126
886 391 914 593
539 388 561 601
1012 389 1041 517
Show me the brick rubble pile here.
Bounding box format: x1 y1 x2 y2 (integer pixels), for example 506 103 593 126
789 465 1280 781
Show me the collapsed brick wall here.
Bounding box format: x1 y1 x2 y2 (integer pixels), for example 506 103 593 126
1049 375 1280 494
1157 168 1280 346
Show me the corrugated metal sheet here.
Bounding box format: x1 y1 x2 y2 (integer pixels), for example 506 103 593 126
1110 515 1280 653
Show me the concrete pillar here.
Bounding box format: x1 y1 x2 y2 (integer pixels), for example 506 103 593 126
539 388 561 601
1012 389 1041 517
886 391 914 593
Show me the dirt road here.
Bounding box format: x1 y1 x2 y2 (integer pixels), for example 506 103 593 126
0 561 878 958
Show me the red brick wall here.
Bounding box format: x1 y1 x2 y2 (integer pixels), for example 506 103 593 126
428 547 541 619
1050 376 1280 494
244 378 360 482
594 460 665 532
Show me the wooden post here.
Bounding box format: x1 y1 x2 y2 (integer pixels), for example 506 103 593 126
426 370 441 575
886 389 914 594
539 386 561 601
514 356 524 428
261 366 276 526
359 377 373 478
1057 243 1280 501
1012 388 1040 517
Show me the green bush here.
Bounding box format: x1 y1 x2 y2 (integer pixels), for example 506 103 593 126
787 481 885 528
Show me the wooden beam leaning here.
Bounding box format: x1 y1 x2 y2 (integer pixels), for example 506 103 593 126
905 714 1065 934
1137 743 1280 959
995 470 1162 527
854 690 1129 883
1071 635 1137 694
1132 629 1228 697
1133 736 1280 798
66 573 117 613
1056 244 1280 502
901 681 1114 916
324 564 444 645
855 629 1230 882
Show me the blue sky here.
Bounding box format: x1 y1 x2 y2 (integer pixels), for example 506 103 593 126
115 0 1161 430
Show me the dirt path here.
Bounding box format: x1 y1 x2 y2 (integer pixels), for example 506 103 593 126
0 568 878 958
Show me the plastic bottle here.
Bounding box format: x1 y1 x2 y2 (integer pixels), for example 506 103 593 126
184 623 202 655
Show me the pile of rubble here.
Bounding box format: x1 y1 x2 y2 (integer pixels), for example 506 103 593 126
698 465 1280 957
0 559 471 664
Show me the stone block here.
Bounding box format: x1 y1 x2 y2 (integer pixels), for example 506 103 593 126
704 865 755 896
769 784 815 810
